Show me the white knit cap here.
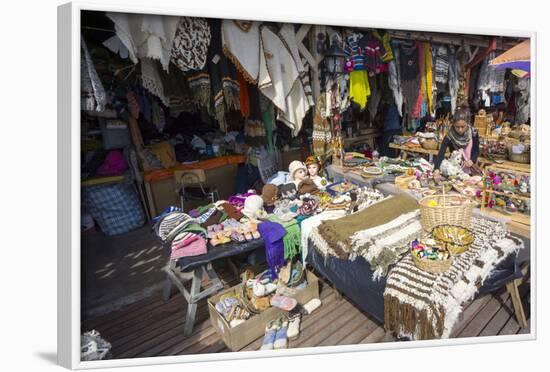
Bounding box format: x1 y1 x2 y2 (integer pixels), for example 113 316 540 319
288 161 307 181
242 195 265 219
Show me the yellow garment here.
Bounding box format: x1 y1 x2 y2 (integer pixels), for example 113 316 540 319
349 70 371 110
149 141 177 169
424 42 434 114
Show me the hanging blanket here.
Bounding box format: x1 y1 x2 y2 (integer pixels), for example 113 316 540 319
259 26 309 136
171 17 211 72
222 20 261 83
81 36 106 112
106 13 180 72
384 217 523 340
141 58 168 106
309 194 420 278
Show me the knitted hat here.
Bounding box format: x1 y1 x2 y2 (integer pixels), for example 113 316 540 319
242 195 266 220
261 184 280 206
288 160 307 181
297 178 319 195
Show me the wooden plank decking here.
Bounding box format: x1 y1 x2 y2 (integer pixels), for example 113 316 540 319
82 271 530 359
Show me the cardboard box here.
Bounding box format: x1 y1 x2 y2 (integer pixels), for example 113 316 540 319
207 271 319 351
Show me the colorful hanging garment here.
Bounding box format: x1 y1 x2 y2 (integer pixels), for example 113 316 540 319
349 70 371 110
312 95 333 157
398 41 421 118
238 70 251 118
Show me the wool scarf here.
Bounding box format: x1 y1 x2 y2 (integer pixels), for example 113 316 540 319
447 125 472 148
257 221 287 279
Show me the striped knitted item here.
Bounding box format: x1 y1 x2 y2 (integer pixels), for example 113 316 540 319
434 45 449 84
300 58 315 107
157 212 197 242
196 207 217 224
384 217 523 340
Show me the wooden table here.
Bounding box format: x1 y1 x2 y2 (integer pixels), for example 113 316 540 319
389 143 441 162
390 143 531 173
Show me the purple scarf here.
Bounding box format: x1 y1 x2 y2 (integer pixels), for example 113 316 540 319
257 221 286 279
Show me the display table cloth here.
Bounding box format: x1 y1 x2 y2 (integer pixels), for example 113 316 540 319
306 220 529 336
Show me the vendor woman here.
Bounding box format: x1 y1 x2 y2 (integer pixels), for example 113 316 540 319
433 107 480 179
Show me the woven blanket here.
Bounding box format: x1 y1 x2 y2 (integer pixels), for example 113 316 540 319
383 217 523 340
309 194 421 278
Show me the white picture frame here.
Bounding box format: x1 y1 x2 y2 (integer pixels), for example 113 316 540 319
58 1 537 369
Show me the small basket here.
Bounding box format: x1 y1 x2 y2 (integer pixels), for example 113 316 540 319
412 252 452 273
421 139 439 150
395 174 417 189
432 225 475 255
508 151 530 164
419 194 474 232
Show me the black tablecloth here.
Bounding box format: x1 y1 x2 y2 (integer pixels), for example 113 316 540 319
306 235 530 323
176 239 264 272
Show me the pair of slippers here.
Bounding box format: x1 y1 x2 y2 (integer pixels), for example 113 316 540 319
260 313 302 351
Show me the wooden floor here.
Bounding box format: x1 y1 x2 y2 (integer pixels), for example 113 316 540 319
82 268 530 359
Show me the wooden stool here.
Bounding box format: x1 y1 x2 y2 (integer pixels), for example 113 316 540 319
506 262 529 328
163 260 224 336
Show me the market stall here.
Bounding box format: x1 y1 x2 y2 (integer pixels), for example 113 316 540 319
79 10 532 358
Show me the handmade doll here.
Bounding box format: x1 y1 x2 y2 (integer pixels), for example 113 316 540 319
288 160 308 187
305 156 328 190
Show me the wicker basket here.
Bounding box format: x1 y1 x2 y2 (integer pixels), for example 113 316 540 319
412 252 452 273
395 174 417 189
508 151 530 164
432 225 475 255
419 194 474 232
421 138 439 150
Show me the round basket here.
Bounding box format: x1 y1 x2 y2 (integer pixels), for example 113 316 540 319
508 151 530 164
432 225 475 255
421 139 439 150
412 252 452 274
418 194 474 232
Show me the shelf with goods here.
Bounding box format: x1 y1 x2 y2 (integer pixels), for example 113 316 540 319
480 166 531 226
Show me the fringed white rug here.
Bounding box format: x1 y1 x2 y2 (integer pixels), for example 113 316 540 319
383 217 524 340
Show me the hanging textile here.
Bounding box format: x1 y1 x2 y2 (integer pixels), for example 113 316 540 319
349 70 371 110
367 74 381 121
424 42 434 115
434 45 449 84
259 26 310 136
222 20 261 83
398 41 421 118
158 63 197 113
260 94 276 155
514 77 530 124
171 17 211 73
106 13 180 72
312 95 333 157
140 58 169 106
187 19 240 131
278 24 315 109
373 30 394 62
388 42 404 116
102 35 129 59
238 70 251 118
81 36 106 112
244 85 267 147
448 46 460 115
